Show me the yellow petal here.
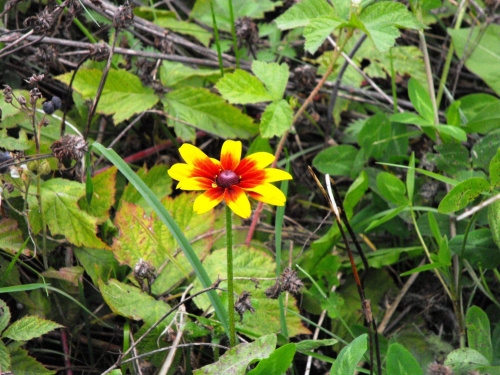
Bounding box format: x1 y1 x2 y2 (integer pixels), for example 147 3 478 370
245 183 286 206
177 177 213 191
264 168 293 183
193 188 225 214
179 143 219 176
236 152 275 175
220 140 242 171
168 163 195 181
225 186 251 219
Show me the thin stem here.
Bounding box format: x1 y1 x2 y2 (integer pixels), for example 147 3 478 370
211 0 225 77
389 48 398 114
227 0 239 69
226 205 236 347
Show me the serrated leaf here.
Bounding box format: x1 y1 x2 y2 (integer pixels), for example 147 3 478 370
28 178 107 249
160 61 221 88
120 164 172 214
2 316 62 341
74 247 121 285
8 347 55 375
356 2 419 52
275 0 335 29
252 61 289 101
112 194 215 294
260 100 293 138
79 167 116 224
194 334 277 375
41 266 84 293
216 69 274 104
0 299 11 334
438 177 490 214
466 306 493 363
0 218 25 254
247 343 296 375
329 334 367 375
0 129 31 151
56 69 159 124
313 145 359 177
386 343 423 375
304 16 341 54
193 247 311 337
0 340 10 371
162 87 258 140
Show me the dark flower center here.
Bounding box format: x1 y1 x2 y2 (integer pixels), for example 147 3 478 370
216 170 239 188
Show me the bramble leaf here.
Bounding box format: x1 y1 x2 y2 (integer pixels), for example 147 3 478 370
252 61 289 102
0 219 25 254
275 0 335 30
260 100 293 138
304 16 341 54
79 167 116 224
2 316 63 341
9 347 55 375
216 70 274 104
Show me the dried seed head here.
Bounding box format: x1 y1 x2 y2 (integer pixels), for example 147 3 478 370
133 258 157 293
39 160 52 175
50 134 89 165
264 279 282 299
234 16 259 48
17 95 27 106
234 291 255 322
113 2 134 29
293 65 317 93
427 362 452 375
280 267 303 294
29 88 43 105
88 43 110 62
3 85 13 104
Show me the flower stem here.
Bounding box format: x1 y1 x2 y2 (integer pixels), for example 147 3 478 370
226 204 236 347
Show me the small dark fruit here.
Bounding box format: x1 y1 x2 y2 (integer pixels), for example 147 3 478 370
42 101 55 115
51 96 62 110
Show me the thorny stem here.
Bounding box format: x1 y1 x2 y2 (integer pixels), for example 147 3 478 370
226 204 237 347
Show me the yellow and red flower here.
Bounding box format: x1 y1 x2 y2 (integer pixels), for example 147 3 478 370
168 140 292 218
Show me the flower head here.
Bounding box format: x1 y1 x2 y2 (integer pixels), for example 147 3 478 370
168 140 292 219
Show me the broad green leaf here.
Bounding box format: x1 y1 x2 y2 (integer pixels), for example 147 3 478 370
194 334 277 375
313 145 359 177
113 194 215 294
260 100 293 138
247 343 296 375
304 16 341 54
390 112 431 126
438 177 490 214
489 201 500 251
376 172 408 205
331 0 351 20
8 347 55 375
160 61 221 88
408 78 434 123
449 25 500 96
432 124 467 142
358 113 391 160
0 299 10 333
192 247 310 337
466 306 493 363
28 178 107 249
0 129 31 151
154 16 211 47
0 340 10 372
252 61 289 101
427 212 442 247
365 204 408 232
356 2 419 52
400 261 448 277
74 247 122 285
275 0 335 29
445 348 490 373
56 69 159 124
162 87 258 140
42 266 83 292
365 246 423 269
344 170 369 219
79 167 116 224
0 219 25 254
489 149 500 188
472 129 500 171
407 152 415 203
438 236 451 266
446 100 462 127
386 343 423 375
329 334 367 375
216 69 274 104
2 316 62 341
429 143 470 176
295 339 338 353
120 164 172 214
450 229 500 269
459 94 500 134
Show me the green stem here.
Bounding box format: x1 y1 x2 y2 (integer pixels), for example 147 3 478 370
389 48 398 114
211 0 225 77
226 205 236 347
227 0 239 69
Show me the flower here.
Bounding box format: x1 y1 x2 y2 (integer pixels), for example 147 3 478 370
168 140 292 219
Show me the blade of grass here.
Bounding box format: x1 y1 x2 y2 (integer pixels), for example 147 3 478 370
227 0 239 68
211 0 225 77
90 142 230 336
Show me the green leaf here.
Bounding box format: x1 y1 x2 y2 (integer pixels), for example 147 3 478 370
121 164 172 214
466 306 493 364
365 204 408 232
260 100 293 138
295 339 338 353
0 129 31 151
432 124 467 142
344 170 369 219
472 129 500 171
160 61 222 88
192 247 310 337
0 219 25 254
365 246 423 269
8 347 55 375
247 343 296 375
28 178 107 249
2 316 62 341
304 16 342 54
154 16 211 47
252 61 289 102
194 334 277 375
0 299 11 333
407 152 415 203
56 69 159 124
445 348 490 373
459 94 500 134
408 78 434 123
356 2 419 52
329 334 368 375
400 262 447 277
275 0 335 29
313 145 359 177
489 149 500 188
79 167 116 224
427 212 442 247
449 229 500 269
449 25 500 96
376 172 408 205
162 87 258 140
74 247 121 285
438 236 451 266
0 340 10 372
430 143 470 176
386 343 423 375
216 69 274 104
390 112 431 126
438 177 490 214
358 113 391 160
488 200 500 251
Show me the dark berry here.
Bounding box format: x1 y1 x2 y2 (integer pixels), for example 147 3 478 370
42 101 54 115
51 96 62 110
216 170 239 188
